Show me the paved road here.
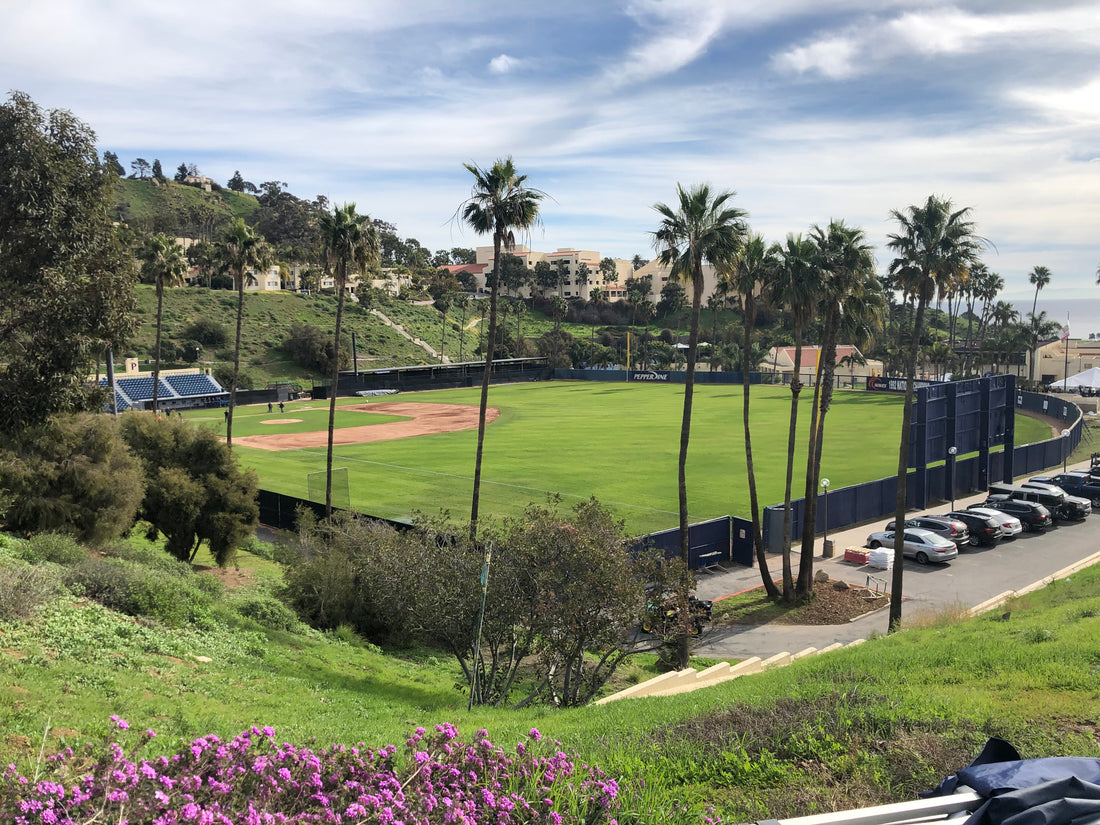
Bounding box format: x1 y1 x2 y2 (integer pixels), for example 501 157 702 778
692 459 1100 660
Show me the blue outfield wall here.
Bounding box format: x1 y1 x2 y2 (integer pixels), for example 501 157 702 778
762 391 1083 552
553 369 764 384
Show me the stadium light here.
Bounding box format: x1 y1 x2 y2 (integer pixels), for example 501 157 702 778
947 446 957 510
1062 428 1071 472
820 478 830 545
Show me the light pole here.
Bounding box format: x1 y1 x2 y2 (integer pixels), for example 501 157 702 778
821 478 830 545
947 446 957 511
1062 428 1071 473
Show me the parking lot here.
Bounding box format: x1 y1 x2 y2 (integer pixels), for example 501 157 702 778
693 459 1100 660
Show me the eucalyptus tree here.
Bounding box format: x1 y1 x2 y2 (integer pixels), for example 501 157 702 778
725 234 779 598
653 183 747 667
1027 266 1053 384
886 196 986 629
139 233 187 413
319 203 380 516
214 218 272 447
458 158 544 540
797 221 880 595
768 233 819 601
599 256 618 285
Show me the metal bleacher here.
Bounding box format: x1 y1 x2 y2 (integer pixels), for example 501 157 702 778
100 372 226 411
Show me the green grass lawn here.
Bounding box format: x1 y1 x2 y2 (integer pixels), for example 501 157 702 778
224 381 1051 535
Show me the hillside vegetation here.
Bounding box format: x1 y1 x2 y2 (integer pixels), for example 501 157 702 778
1 526 1098 822
113 177 260 235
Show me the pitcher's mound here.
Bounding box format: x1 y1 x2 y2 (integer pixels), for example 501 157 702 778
261 418 302 425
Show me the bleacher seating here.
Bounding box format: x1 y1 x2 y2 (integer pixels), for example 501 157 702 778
165 373 223 396
100 372 226 412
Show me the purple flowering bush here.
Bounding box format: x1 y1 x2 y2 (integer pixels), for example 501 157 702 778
1 720 621 825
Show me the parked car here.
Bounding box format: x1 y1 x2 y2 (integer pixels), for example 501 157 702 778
979 497 1052 532
886 516 970 549
865 528 958 564
988 482 1077 521
964 506 1023 538
1055 470 1100 505
942 510 1002 546
1029 477 1100 510
1028 476 1098 513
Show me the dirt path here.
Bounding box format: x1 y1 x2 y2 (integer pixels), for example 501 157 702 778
232 402 498 451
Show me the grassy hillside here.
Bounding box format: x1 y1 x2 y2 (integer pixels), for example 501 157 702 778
1 528 1098 822
112 177 259 233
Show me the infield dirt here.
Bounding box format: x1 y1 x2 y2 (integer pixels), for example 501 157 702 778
232 402 499 451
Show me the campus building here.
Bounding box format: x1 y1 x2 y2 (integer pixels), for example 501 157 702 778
759 344 883 387
471 245 633 301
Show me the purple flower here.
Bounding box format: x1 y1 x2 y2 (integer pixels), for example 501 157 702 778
109 715 130 730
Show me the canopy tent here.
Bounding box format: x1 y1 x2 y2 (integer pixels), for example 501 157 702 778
1053 366 1100 390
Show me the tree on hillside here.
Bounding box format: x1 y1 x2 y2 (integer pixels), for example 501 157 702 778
435 292 454 362
320 203 380 516
0 413 144 543
130 158 150 179
0 91 137 434
138 233 188 413
886 195 986 629
174 163 188 183
457 157 545 541
768 233 818 601
120 415 258 565
102 150 124 177
652 182 747 667
228 170 245 192
454 293 471 361
725 233 780 598
151 159 165 183
214 218 272 447
533 259 555 296
599 256 618 285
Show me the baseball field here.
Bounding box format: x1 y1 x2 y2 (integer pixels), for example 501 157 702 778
183 381 1051 535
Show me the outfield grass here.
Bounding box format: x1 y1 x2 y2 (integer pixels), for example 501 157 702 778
183 403 408 438
223 381 1052 535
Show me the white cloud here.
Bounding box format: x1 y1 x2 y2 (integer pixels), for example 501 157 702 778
488 54 520 74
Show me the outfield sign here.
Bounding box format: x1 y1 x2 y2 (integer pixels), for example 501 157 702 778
867 376 935 392
632 370 670 382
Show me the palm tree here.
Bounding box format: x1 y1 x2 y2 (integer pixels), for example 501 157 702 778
653 183 747 667
1027 265 1052 384
454 293 471 361
138 233 187 414
726 234 780 599
319 203 380 516
886 196 985 629
512 299 527 344
768 233 818 601
458 158 544 540
214 218 271 448
434 291 453 363
797 221 879 595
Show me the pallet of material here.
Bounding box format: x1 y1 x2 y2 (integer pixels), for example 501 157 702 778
843 547 870 565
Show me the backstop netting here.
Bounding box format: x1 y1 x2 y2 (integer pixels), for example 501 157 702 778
307 468 350 511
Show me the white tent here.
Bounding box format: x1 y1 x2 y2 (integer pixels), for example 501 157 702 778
1053 366 1100 390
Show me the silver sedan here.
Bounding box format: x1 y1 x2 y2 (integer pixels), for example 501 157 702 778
865 527 959 565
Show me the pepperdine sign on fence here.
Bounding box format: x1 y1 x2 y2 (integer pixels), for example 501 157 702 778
867 376 936 392
632 370 670 382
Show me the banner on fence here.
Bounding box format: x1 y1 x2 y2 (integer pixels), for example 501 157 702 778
867 376 936 392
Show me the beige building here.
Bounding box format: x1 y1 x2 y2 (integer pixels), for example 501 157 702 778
1032 337 1100 386
474 245 632 300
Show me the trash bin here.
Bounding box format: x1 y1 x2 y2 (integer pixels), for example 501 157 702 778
823 539 835 558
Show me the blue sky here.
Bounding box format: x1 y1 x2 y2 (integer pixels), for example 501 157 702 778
5 1 1099 300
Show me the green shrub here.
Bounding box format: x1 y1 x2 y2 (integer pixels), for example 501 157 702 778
63 558 213 627
236 595 300 631
0 561 64 620
193 572 227 598
22 533 86 566
99 539 192 578
0 413 144 543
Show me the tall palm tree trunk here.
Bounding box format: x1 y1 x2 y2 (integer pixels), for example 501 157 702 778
890 295 928 629
228 272 244 448
470 239 503 541
780 335 803 601
674 273 703 668
326 261 347 517
152 279 163 414
742 295 778 598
